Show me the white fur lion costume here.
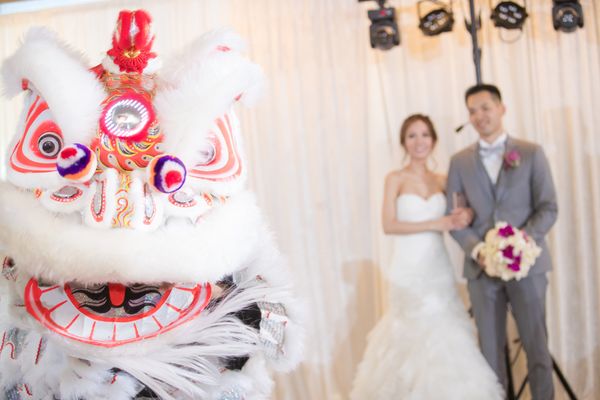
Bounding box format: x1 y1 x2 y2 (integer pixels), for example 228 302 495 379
0 9 303 400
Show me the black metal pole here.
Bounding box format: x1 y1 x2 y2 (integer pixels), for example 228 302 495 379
468 0 482 84
505 342 516 400
552 357 579 400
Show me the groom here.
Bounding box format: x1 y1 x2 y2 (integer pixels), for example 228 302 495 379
447 84 557 399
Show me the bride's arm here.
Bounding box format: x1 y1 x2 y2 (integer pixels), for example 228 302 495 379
437 173 474 226
381 172 455 234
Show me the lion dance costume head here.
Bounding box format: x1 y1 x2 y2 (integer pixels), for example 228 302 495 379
0 9 303 400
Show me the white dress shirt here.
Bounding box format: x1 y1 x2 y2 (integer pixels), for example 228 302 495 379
471 132 508 261
478 132 508 184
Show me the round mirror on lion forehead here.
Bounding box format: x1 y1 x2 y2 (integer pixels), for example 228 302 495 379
100 92 154 141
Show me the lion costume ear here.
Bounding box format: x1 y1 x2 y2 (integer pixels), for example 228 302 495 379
2 28 105 146
1 28 105 188
154 29 265 195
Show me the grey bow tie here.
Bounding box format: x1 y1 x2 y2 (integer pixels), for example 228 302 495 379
479 143 505 158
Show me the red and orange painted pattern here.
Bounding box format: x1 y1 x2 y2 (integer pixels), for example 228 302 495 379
9 94 63 174
90 178 108 223
143 183 157 226
92 74 162 172
189 113 243 183
49 187 84 203
202 193 228 207
103 73 156 95
92 120 162 171
112 172 134 228
0 331 17 360
167 193 197 208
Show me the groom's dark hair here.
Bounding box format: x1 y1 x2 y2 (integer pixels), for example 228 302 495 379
464 84 502 103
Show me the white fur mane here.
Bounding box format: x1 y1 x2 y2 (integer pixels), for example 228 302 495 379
154 29 264 170
1 27 105 146
0 182 266 285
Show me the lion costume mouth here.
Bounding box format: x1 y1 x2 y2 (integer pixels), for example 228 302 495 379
24 279 211 347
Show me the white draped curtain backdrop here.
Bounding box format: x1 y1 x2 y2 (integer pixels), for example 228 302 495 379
1 0 599 399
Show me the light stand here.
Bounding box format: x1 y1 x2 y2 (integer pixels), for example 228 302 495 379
466 0 482 84
505 338 578 400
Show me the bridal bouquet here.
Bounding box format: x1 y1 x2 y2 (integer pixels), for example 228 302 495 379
481 222 541 281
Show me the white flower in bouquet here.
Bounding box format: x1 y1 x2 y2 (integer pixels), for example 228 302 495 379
480 222 542 281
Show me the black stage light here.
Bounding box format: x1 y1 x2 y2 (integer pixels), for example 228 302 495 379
490 1 528 30
418 1 454 36
359 0 400 50
552 0 584 32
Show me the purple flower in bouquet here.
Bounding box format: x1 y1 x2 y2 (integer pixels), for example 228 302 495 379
502 246 521 271
502 245 515 259
498 224 515 238
503 149 521 169
508 256 522 271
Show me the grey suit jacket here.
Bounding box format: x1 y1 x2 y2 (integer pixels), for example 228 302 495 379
446 136 558 280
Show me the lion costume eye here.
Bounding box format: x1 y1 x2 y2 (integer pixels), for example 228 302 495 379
9 92 64 176
37 132 63 158
197 141 216 165
188 113 242 182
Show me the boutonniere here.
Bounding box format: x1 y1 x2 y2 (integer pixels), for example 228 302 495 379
503 149 521 169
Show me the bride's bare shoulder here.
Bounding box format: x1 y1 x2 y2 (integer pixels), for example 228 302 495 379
385 169 407 185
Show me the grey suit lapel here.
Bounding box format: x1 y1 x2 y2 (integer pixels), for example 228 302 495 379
495 136 517 201
471 144 495 200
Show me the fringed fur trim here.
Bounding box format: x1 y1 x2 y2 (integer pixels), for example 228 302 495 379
1 27 105 146
0 182 267 284
240 234 306 372
1 280 288 399
209 356 274 400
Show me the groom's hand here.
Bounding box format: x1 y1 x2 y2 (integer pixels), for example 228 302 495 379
476 252 486 269
470 243 487 270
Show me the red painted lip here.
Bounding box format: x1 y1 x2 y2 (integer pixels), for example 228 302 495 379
24 279 211 348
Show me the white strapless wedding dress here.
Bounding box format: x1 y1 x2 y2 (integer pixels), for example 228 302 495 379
350 193 504 400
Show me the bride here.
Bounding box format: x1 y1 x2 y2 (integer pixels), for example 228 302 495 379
350 114 503 399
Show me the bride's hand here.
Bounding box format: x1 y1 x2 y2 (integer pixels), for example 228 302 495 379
436 215 460 231
462 207 474 225
450 208 473 229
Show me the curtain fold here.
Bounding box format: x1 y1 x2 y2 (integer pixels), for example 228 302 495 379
0 1 598 399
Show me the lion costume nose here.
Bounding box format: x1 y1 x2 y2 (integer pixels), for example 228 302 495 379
57 143 97 182
147 154 187 193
